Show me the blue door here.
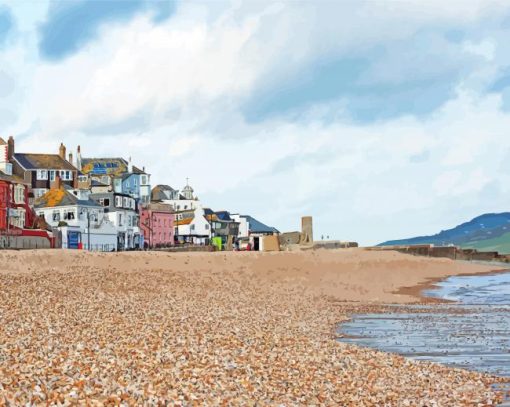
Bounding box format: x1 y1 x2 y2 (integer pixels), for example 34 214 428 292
68 231 81 249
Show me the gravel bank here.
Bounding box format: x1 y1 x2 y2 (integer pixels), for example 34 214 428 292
0 249 505 405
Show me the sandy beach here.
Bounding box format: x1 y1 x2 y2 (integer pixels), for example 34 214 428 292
0 248 506 405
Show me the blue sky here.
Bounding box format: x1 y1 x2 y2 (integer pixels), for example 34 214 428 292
2 0 510 245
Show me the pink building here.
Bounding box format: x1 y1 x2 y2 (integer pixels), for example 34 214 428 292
140 203 175 248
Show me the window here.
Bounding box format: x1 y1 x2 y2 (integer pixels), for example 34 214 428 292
14 185 24 204
58 170 72 181
49 170 55 182
52 210 60 222
123 197 128 208
63 209 75 220
118 213 123 226
36 170 48 180
190 224 195 231
205 224 209 230
78 175 87 182
141 175 147 185
115 196 122 207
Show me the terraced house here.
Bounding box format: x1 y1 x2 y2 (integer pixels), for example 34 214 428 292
8 138 78 201
78 149 151 205
89 191 141 250
0 137 32 231
35 179 117 251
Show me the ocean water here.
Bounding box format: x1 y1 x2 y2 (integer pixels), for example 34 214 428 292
339 271 510 378
424 272 510 305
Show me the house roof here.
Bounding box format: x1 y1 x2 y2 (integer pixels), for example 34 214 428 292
132 165 147 174
0 169 28 185
215 211 232 221
175 217 193 226
143 202 173 213
151 184 186 202
0 137 6 145
81 158 128 176
242 215 279 234
91 179 109 187
34 187 101 209
81 158 148 177
203 208 218 221
13 153 76 171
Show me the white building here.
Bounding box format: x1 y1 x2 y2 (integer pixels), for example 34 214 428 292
89 192 140 250
151 181 201 212
35 187 117 251
231 214 279 251
175 207 211 244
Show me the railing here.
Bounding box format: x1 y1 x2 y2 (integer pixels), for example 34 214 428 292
0 235 52 250
61 243 117 252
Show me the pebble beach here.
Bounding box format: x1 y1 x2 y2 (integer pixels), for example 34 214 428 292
0 249 506 405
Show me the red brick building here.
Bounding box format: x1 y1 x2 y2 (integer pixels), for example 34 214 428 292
0 137 32 231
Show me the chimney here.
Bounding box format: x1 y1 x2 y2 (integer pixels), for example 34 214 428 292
51 173 62 190
76 145 82 171
7 136 14 161
59 142 66 160
68 152 73 166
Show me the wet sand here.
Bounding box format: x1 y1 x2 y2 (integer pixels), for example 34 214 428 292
0 248 506 404
339 271 510 404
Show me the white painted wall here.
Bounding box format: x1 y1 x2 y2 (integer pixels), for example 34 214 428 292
36 204 118 251
190 208 211 237
104 209 138 249
231 214 249 238
162 198 201 211
60 225 117 251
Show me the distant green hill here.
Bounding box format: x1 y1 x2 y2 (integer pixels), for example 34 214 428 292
461 231 510 254
379 213 510 254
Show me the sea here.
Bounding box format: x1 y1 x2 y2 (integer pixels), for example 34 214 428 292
338 271 510 402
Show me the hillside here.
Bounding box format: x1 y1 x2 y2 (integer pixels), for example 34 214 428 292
380 213 510 253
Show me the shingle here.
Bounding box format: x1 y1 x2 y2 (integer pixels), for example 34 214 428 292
81 158 128 176
0 169 28 184
14 153 76 171
35 188 101 209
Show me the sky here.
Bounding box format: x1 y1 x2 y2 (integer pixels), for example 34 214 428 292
2 0 510 245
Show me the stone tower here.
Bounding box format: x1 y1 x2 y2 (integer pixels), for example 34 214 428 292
300 216 313 244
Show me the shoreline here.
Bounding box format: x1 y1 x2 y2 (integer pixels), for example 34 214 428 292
336 261 510 400
395 265 510 304
0 248 507 404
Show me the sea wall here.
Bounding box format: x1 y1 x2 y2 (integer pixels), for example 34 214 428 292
370 245 510 263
